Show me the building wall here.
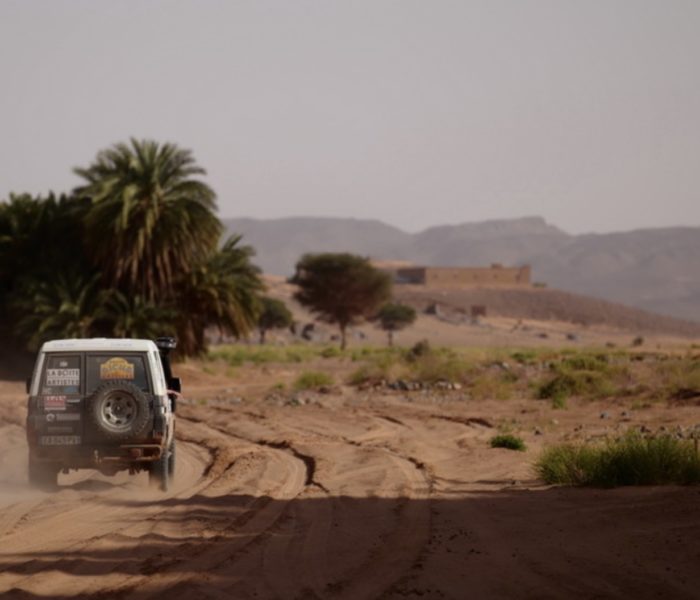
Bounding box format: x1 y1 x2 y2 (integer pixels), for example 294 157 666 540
395 264 531 287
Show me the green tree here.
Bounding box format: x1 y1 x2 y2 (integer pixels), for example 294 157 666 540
257 296 293 344
2 141 264 358
98 291 176 339
176 235 263 355
0 192 90 294
73 138 222 299
12 273 103 350
374 302 417 346
291 253 391 349
0 193 92 348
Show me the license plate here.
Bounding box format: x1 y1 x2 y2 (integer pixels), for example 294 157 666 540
43 396 67 411
40 435 81 446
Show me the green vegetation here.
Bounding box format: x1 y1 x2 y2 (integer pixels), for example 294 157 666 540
347 351 403 385
537 371 614 402
510 350 538 365
490 434 527 451
347 343 476 388
294 371 335 391
536 432 700 486
650 357 700 400
257 297 294 344
320 346 343 358
291 253 392 350
346 343 532 397
207 343 379 366
536 351 624 403
176 235 263 355
550 395 567 409
407 350 473 384
209 344 316 366
203 343 699 408
559 353 610 371
475 367 519 399
1 139 263 356
74 139 222 299
373 302 417 346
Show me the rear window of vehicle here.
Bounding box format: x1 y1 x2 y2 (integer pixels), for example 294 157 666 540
42 355 81 395
86 354 150 394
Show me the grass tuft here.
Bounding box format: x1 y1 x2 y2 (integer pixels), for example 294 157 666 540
536 432 700 486
293 371 334 391
490 434 527 452
550 395 567 409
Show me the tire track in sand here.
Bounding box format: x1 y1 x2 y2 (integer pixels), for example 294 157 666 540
2 402 434 600
66 415 309 600
194 406 433 600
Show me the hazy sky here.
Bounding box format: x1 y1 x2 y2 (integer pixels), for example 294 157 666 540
1 1 699 233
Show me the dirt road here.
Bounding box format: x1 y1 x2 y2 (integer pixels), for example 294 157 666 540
1 378 699 599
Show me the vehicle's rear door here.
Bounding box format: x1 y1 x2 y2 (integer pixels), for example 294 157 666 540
37 353 83 446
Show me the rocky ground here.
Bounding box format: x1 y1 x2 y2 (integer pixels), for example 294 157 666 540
1 351 700 599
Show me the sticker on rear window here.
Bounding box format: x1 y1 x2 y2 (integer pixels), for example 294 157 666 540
46 369 80 387
100 357 135 380
43 395 67 411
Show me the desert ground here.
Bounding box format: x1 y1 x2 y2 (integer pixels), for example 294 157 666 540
1 320 700 600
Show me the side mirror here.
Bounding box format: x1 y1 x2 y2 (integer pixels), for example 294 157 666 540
169 377 181 394
167 389 180 413
26 377 31 395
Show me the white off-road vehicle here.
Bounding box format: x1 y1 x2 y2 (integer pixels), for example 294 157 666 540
25 337 180 491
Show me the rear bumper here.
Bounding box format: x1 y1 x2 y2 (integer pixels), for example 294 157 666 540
29 441 165 468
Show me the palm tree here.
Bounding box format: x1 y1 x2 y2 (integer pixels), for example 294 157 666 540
0 193 89 289
176 235 264 355
1 193 92 347
98 291 176 339
13 273 103 350
74 139 222 299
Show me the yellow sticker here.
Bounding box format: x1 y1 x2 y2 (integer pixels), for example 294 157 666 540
100 357 135 380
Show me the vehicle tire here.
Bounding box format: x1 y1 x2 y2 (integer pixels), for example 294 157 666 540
86 381 150 442
149 449 169 492
28 456 58 490
167 440 176 480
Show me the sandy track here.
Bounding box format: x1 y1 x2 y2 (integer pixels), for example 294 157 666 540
1 380 700 599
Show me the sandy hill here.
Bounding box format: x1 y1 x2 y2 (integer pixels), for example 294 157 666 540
261 275 700 348
393 286 700 339
225 216 700 323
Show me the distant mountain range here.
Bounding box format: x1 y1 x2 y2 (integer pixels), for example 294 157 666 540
222 216 700 323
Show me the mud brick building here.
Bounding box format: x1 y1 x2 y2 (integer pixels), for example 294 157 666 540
392 264 531 287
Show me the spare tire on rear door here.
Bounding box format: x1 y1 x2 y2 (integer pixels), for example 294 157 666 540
87 380 150 442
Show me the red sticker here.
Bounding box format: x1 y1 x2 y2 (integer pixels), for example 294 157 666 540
44 396 67 411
